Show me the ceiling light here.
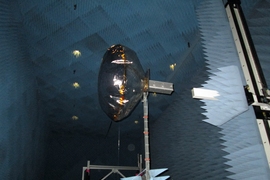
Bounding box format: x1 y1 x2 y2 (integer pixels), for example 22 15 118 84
73 82 80 88
73 50 81 58
169 63 177 71
72 116 79 120
134 120 139 124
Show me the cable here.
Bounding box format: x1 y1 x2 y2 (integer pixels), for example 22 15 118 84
104 121 112 138
116 124 121 180
117 124 121 166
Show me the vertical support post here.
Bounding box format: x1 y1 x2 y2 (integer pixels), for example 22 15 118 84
137 154 143 173
82 161 91 180
143 92 150 179
139 154 143 173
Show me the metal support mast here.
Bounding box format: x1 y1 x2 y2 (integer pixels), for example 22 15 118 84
143 92 150 179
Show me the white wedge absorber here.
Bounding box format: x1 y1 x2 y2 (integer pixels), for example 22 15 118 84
148 168 168 178
122 168 170 180
201 65 248 126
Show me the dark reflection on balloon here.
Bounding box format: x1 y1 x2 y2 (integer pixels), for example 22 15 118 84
98 44 145 121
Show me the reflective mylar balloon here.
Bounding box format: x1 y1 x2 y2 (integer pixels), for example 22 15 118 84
98 44 146 121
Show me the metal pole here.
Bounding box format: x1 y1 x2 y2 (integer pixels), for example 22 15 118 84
139 154 143 173
143 92 150 179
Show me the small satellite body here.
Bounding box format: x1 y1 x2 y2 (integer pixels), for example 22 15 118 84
98 44 147 121
98 44 173 122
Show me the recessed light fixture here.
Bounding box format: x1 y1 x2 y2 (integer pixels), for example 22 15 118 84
73 50 81 58
169 63 177 71
73 82 80 88
72 116 79 120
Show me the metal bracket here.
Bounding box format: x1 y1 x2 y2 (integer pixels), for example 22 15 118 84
148 80 174 94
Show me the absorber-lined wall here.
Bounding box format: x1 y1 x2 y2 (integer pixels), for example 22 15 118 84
0 0 47 179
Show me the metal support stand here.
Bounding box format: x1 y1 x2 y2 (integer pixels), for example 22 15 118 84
81 160 140 180
82 90 172 180
85 77 172 180
143 92 150 180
